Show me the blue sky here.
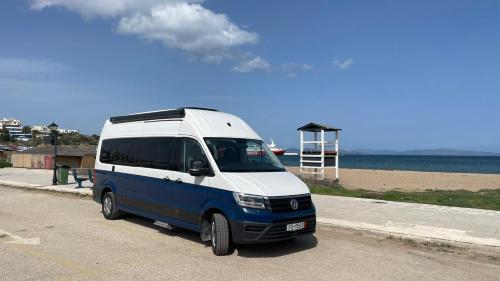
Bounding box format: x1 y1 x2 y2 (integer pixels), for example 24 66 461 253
1 0 499 151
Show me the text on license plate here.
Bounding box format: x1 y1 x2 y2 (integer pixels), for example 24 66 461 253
286 222 306 232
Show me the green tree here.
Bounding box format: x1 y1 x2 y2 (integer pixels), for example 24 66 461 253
31 130 40 139
89 134 100 145
0 125 11 142
22 126 32 134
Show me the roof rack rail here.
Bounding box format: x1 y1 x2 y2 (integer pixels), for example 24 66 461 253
110 109 185 124
109 107 219 124
180 107 218 112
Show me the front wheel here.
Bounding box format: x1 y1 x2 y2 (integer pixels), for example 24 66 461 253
102 192 121 220
211 213 233 256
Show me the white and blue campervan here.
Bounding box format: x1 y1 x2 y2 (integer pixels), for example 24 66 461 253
93 107 316 255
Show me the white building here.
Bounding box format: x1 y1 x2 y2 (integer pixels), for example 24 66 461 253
57 128 79 134
3 119 80 141
1 118 21 127
1 118 32 141
29 125 80 136
31 125 50 136
32 125 49 132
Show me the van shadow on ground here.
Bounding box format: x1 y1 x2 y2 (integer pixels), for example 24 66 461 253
234 235 318 258
122 214 318 258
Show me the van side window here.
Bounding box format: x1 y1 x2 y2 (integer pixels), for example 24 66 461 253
138 138 179 171
114 141 131 165
180 138 210 173
100 140 112 163
100 137 180 171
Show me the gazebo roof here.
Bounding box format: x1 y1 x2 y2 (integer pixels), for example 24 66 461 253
297 122 341 132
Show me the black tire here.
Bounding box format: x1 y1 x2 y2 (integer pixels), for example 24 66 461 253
102 192 121 220
211 213 233 256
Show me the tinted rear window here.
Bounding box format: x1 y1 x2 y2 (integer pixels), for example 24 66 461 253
100 137 180 171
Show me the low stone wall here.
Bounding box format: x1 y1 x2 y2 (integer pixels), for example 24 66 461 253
10 153 90 169
285 166 341 187
11 154 46 169
81 154 96 168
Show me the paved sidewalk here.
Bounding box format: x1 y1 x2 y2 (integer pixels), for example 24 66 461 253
314 194 500 249
0 168 92 196
1 168 500 250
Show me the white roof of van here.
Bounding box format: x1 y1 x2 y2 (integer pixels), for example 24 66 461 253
102 108 261 140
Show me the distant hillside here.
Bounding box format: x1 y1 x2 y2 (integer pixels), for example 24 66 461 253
285 148 300 153
345 149 500 156
283 147 500 156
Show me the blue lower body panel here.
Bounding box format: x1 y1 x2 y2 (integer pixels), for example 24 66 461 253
93 169 316 243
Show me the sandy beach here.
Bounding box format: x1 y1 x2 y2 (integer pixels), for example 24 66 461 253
286 167 500 192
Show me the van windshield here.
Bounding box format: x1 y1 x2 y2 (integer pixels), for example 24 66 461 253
204 138 286 173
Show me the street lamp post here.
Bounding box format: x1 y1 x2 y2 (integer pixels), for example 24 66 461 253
48 122 59 185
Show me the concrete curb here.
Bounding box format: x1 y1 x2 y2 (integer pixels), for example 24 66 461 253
0 180 92 197
0 180 43 188
317 217 500 250
1 180 499 252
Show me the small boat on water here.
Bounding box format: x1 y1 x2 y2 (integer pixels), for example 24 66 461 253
267 139 286 156
245 139 287 156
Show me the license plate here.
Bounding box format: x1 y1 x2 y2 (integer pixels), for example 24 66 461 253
286 222 305 232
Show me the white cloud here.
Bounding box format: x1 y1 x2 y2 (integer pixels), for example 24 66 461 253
279 62 313 77
232 56 270 73
30 0 258 62
333 58 353 70
0 78 76 95
118 3 257 61
302 63 313 70
0 57 71 76
30 0 200 18
0 57 89 100
280 63 313 72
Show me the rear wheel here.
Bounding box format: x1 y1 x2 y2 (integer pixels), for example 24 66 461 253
102 192 121 220
211 213 233 256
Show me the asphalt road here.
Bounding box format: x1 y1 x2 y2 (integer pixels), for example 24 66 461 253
1 186 499 281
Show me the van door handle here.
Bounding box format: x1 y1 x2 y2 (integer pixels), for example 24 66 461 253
163 176 171 182
175 178 183 184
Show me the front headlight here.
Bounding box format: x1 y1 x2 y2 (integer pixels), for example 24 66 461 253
233 192 269 209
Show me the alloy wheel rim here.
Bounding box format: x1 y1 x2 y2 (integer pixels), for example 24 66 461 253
104 197 112 215
211 221 216 248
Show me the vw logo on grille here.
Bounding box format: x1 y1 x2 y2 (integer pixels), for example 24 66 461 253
290 199 299 210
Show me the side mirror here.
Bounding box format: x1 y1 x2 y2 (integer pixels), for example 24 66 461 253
189 160 210 177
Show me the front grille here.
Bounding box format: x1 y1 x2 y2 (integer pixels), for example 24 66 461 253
268 195 313 213
244 225 267 239
245 225 267 232
241 216 316 242
262 219 316 240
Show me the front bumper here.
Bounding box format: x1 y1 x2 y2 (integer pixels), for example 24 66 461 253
230 215 316 244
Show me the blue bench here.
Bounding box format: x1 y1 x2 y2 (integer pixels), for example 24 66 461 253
72 168 89 188
88 169 94 184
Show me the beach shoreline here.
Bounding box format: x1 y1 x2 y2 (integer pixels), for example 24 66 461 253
286 166 500 192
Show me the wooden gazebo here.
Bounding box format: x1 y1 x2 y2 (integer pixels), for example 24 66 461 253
297 122 341 180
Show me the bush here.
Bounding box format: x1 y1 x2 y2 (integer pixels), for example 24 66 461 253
308 183 500 211
0 159 12 168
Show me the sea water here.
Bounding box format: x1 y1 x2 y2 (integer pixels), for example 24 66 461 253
278 155 500 174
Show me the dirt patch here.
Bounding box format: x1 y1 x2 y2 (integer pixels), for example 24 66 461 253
318 224 500 264
287 167 500 192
